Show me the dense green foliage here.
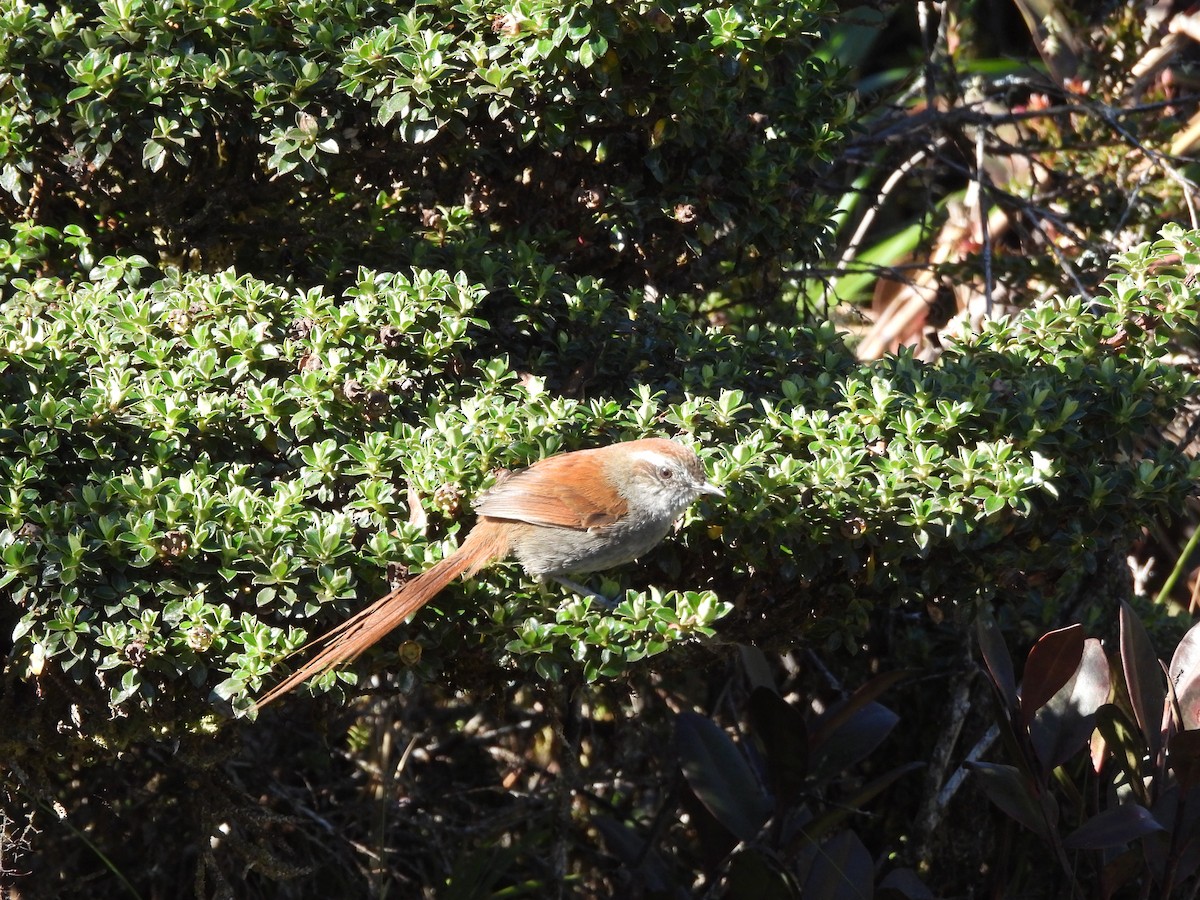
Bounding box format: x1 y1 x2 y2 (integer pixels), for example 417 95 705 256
3 226 1197 731
0 0 846 303
0 256 738 722
3 0 1200 895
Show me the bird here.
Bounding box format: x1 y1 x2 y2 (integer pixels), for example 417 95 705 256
255 437 724 706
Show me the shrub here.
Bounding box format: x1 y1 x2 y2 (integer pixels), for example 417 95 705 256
0 0 849 306
4 2 1200 894
0 254 741 728
2 225 1197 731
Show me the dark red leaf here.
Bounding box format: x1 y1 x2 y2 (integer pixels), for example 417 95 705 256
1030 638 1111 772
977 611 1018 710
799 830 874 900
809 702 898 780
1020 624 1085 727
1120 601 1166 761
966 761 1054 839
748 686 808 806
1168 621 1200 730
1063 803 1164 850
1173 674 1200 735
1168 729 1200 791
676 712 771 842
809 669 913 750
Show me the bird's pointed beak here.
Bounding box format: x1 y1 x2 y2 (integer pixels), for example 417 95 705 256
698 480 725 498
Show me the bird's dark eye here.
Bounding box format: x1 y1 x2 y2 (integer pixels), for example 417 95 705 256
659 467 674 479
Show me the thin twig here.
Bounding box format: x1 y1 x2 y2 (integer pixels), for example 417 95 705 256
976 119 994 317
828 137 950 300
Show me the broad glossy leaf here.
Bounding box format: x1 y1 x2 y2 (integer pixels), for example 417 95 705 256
1063 803 1164 850
1095 704 1150 806
677 712 771 842
809 702 899 780
799 830 874 900
1020 624 1084 727
748 686 808 806
809 669 912 750
1168 728 1200 791
1168 621 1200 685
966 761 1053 839
1030 638 1111 772
1120 601 1166 760
1168 621 1200 730
977 611 1018 710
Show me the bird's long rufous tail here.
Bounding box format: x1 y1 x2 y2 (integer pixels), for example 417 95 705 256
255 523 508 708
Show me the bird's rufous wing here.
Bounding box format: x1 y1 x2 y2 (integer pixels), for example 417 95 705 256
473 449 626 530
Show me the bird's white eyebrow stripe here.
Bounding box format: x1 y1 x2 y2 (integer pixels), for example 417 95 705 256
629 450 676 469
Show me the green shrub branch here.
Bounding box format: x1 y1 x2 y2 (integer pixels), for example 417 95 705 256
2 228 1198 753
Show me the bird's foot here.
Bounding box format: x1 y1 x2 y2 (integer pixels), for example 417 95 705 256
546 575 616 610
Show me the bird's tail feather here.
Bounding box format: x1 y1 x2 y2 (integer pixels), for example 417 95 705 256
255 524 506 708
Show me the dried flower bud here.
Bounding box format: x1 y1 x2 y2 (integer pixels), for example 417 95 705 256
159 530 189 559
673 203 698 224
575 186 605 209
647 8 673 31
387 561 410 590
492 11 521 35
16 522 43 542
186 626 214 652
433 483 463 517
124 639 149 667
398 640 423 666
364 390 390 419
343 379 366 402
165 308 191 334
839 517 867 539
379 324 405 349
287 317 315 341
